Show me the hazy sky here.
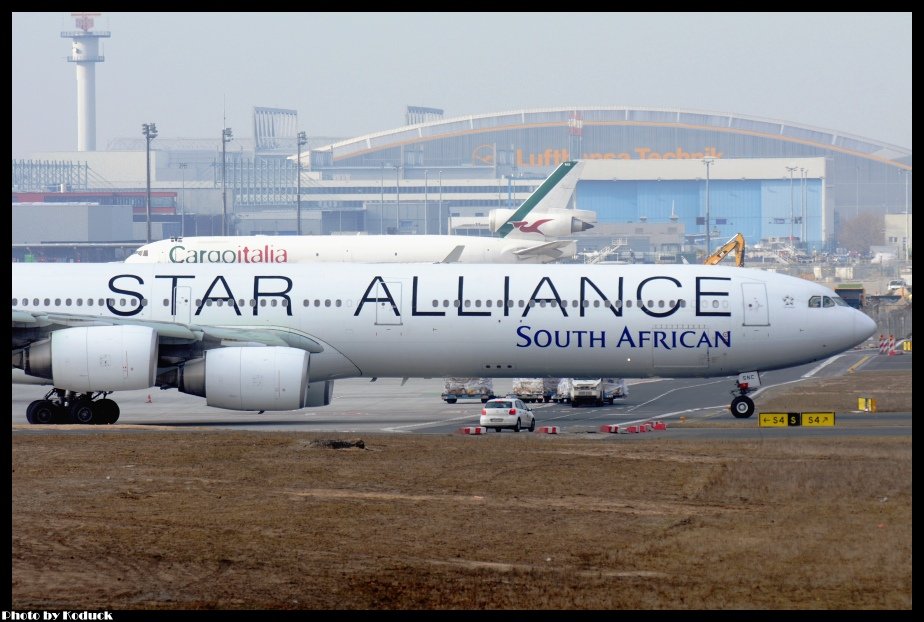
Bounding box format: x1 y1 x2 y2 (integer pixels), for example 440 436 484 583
11 12 912 158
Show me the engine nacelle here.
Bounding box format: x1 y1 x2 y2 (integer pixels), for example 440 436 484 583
14 325 158 392
178 346 310 411
305 380 334 407
488 208 596 237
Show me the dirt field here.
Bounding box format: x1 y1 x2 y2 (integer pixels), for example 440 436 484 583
11 371 912 610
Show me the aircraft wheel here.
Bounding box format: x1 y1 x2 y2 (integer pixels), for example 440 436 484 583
68 399 97 425
26 400 43 424
731 396 755 419
31 400 58 425
96 399 120 424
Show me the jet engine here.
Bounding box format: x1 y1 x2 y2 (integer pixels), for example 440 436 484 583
305 379 334 407
12 325 158 392
488 208 596 237
176 346 313 411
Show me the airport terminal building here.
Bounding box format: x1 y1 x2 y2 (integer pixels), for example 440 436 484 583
12 106 912 261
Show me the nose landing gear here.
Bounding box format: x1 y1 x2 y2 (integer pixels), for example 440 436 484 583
730 381 755 418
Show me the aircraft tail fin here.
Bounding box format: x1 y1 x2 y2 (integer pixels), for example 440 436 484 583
495 160 585 238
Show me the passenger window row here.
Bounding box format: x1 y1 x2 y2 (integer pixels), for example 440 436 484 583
12 297 704 310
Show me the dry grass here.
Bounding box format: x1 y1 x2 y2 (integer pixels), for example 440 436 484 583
12 430 911 610
754 370 912 413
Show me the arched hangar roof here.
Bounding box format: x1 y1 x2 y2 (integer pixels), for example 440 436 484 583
317 106 911 169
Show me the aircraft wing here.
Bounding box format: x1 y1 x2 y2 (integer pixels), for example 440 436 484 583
510 240 577 261
12 309 324 363
439 245 466 263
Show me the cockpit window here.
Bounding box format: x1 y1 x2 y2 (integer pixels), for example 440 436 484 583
809 295 841 308
831 296 849 307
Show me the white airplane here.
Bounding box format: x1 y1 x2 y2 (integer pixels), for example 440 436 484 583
125 161 594 265
12 261 876 424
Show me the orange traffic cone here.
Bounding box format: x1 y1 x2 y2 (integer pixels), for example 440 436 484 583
146 394 152 403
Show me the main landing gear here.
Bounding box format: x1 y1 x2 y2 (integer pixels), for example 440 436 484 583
25 389 120 425
729 381 756 419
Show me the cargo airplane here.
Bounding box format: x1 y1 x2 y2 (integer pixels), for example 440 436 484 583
125 161 594 265
12 262 876 424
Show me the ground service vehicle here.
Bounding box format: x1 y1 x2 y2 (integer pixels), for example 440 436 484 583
442 377 495 404
553 378 573 403
569 378 628 406
510 377 558 402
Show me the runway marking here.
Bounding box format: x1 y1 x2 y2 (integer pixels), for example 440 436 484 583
847 355 872 374
626 379 727 413
383 412 492 433
801 354 845 378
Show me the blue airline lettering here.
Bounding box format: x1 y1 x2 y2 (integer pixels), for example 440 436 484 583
103 271 736 321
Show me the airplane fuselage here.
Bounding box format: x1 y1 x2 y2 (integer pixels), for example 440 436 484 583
124 235 575 265
12 262 875 381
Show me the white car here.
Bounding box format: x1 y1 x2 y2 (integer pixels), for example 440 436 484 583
480 398 536 432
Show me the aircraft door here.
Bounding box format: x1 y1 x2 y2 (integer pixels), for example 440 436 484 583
742 283 769 326
173 286 192 324
375 281 403 326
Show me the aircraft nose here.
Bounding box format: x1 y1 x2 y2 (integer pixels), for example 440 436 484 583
854 309 878 346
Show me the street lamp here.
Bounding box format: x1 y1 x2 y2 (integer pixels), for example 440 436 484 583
856 165 860 219
296 131 307 235
394 165 400 233
438 170 443 235
899 169 911 261
380 163 384 235
178 162 187 237
221 127 233 236
800 167 807 247
142 123 158 243
785 165 798 246
702 158 714 254
424 170 429 235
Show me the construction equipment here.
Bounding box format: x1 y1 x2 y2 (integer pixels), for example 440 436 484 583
704 233 745 267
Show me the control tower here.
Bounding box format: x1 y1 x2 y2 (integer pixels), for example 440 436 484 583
61 12 110 151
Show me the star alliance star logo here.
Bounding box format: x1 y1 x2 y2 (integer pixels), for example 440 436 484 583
783 295 794 307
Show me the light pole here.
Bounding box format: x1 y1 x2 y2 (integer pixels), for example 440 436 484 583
221 127 233 236
800 167 807 247
785 165 798 246
380 163 384 235
142 122 158 243
702 158 714 254
900 169 911 261
178 162 187 237
424 170 429 235
438 170 443 235
394 165 400 233
856 165 860 219
296 131 307 235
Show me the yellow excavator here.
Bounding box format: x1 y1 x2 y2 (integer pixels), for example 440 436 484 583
703 233 745 267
